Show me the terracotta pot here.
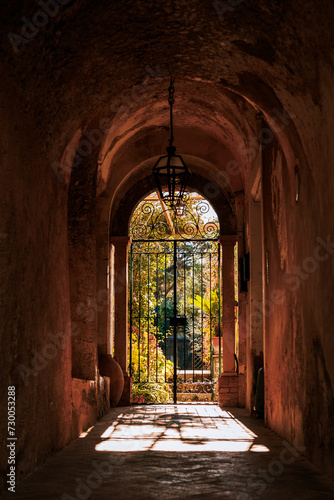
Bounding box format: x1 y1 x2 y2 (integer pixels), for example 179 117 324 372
98 355 124 407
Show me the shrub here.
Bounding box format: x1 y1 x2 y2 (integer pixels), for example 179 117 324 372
132 381 173 403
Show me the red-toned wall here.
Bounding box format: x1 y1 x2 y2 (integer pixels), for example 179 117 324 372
1 0 334 488
263 133 334 476
0 89 74 486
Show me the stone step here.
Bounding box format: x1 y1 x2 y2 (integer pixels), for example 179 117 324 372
177 382 216 393
177 393 213 402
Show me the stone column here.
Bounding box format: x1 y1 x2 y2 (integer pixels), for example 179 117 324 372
110 236 131 374
220 235 237 373
247 198 263 413
110 236 132 405
218 235 238 407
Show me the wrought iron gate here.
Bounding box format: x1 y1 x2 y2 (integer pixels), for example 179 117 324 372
129 195 221 403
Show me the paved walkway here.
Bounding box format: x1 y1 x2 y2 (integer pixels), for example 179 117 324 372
3 405 334 499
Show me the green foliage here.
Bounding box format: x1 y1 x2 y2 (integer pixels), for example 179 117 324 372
130 328 174 382
130 326 174 403
192 290 220 316
190 289 220 364
132 381 173 403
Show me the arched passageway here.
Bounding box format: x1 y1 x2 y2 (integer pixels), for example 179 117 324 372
109 172 243 407
1 0 334 493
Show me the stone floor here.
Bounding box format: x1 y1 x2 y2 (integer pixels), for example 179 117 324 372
3 404 334 500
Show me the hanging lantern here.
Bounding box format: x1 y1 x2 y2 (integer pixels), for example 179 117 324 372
152 78 190 208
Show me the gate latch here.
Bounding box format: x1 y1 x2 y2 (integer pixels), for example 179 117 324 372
170 316 187 327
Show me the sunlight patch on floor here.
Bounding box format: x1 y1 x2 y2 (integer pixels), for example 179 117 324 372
95 404 269 453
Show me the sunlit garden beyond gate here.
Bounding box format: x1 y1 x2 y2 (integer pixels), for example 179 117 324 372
128 191 226 403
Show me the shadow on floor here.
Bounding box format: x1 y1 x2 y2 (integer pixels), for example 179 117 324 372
2 405 334 500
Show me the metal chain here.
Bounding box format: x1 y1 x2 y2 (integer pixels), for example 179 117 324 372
168 77 175 105
168 78 175 147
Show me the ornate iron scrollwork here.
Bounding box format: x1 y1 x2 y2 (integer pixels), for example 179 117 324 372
130 196 219 240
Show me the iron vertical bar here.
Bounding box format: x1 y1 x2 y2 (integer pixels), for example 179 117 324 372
201 252 204 382
218 242 222 376
138 253 142 382
147 252 150 382
164 252 167 383
173 240 177 404
129 243 133 377
209 251 213 399
183 250 186 383
192 253 195 381
156 252 159 383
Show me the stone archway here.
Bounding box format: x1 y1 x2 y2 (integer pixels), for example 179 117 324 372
108 167 242 404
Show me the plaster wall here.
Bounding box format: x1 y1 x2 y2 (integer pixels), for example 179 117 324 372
262 133 334 476
0 90 74 488
68 148 99 381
